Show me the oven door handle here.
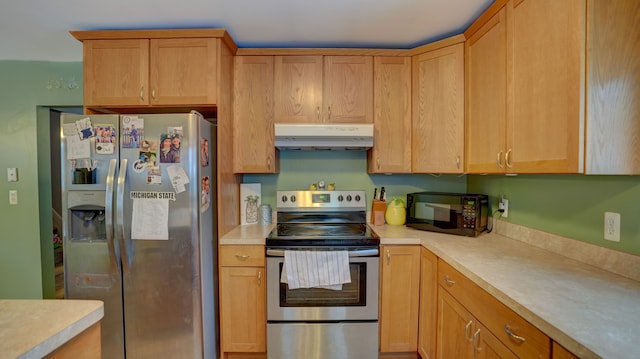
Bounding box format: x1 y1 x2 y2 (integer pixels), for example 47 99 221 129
266 248 379 257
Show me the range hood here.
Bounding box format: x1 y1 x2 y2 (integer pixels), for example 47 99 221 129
274 123 374 150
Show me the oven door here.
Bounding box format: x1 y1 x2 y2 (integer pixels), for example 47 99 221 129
266 248 379 321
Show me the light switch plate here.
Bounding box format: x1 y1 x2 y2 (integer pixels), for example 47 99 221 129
7 168 18 182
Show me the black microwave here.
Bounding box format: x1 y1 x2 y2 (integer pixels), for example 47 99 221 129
405 192 488 237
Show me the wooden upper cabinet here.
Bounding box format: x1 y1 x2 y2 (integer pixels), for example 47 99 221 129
233 56 278 173
368 56 412 173
466 0 586 174
465 7 507 174
274 55 323 123
412 43 465 173
83 39 149 107
74 30 225 113
585 0 640 175
323 56 373 123
274 55 373 123
149 38 217 105
508 0 584 173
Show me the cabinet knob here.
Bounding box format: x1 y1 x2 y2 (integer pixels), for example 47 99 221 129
456 156 461 169
152 87 156 100
235 254 250 261
377 159 380 170
386 250 390 265
327 106 331 121
257 271 262 286
139 86 144 101
316 106 321 120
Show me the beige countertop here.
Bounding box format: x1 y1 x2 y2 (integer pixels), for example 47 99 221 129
221 221 640 359
0 299 104 359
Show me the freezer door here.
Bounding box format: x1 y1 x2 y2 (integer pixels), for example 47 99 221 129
61 113 125 359
117 112 214 358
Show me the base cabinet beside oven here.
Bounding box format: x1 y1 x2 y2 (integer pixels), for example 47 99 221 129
379 245 421 353
219 245 266 357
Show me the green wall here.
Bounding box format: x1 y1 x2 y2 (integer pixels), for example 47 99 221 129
0 61 82 298
244 151 468 209
468 175 640 255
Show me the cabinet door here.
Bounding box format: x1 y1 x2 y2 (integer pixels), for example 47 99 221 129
369 56 412 173
418 248 437 359
473 321 518 359
508 0 584 173
437 289 475 359
379 245 420 352
149 38 218 105
220 266 266 353
274 55 323 123
323 56 374 123
552 341 579 359
233 56 278 173
585 0 640 175
83 39 149 106
465 7 507 174
412 44 465 173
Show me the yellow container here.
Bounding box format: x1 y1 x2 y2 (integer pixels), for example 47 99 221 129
385 197 406 225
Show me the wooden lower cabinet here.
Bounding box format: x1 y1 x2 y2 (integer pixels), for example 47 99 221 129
437 260 550 359
379 245 421 353
418 248 437 359
438 289 517 359
219 246 266 355
552 342 579 359
45 322 101 359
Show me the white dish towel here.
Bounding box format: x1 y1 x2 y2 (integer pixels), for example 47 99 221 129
281 250 351 290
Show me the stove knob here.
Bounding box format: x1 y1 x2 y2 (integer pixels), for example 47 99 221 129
355 194 361 202
281 195 288 203
346 195 352 202
291 195 296 203
338 195 344 202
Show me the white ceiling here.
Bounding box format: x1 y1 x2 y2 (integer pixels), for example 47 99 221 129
1 0 494 61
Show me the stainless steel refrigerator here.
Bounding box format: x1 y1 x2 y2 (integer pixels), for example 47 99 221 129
60 111 217 358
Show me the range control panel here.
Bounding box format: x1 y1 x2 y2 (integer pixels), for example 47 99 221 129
276 190 366 211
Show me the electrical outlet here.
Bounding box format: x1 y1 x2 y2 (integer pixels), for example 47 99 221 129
9 190 17 205
499 195 509 218
604 212 620 242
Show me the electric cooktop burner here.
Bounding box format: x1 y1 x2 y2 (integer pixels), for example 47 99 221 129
266 190 380 248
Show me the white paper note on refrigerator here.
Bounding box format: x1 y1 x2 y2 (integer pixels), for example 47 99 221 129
131 198 169 240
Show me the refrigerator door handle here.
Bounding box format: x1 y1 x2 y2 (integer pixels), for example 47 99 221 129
117 158 132 273
105 158 120 274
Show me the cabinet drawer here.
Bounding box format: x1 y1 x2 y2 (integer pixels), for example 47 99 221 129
438 260 550 359
220 245 265 266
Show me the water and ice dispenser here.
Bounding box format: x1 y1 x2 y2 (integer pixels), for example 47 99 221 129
67 191 107 241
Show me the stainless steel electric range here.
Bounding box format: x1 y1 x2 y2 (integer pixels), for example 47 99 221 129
265 190 380 359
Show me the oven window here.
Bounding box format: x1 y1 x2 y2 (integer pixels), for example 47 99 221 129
279 262 367 307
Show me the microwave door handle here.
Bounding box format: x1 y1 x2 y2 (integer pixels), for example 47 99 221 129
116 159 131 273
105 158 120 275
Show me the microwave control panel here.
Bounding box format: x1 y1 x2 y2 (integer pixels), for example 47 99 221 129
462 197 478 229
